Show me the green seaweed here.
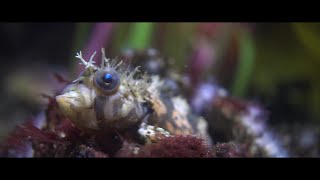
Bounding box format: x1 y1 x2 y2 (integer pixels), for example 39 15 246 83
231 29 255 96
125 23 154 49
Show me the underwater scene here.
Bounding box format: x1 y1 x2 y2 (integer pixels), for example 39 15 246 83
0 23 319 157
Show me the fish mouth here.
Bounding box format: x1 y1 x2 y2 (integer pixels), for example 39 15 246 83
55 89 83 108
55 93 81 121
56 94 72 109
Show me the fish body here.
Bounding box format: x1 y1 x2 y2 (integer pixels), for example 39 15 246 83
56 49 210 143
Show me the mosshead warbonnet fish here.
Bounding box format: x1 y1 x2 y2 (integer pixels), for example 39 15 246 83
56 48 211 144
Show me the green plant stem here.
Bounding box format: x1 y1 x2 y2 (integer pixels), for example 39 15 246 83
231 29 255 96
126 23 154 49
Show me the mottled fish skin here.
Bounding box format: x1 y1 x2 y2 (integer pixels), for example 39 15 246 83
119 49 210 139
147 92 194 135
56 48 210 143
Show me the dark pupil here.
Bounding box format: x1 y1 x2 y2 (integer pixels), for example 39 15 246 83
102 73 113 84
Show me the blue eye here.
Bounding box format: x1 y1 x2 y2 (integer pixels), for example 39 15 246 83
94 69 120 95
102 73 113 84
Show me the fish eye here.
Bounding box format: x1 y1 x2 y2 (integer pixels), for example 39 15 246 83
102 73 113 84
93 69 120 95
